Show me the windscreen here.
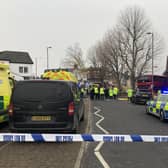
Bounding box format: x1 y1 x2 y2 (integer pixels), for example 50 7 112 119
13 81 70 102
137 76 151 82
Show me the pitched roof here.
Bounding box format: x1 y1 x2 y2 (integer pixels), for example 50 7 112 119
0 51 33 64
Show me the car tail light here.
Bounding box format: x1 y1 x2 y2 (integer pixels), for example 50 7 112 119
8 103 14 116
68 102 74 116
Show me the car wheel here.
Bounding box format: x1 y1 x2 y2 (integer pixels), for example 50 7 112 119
73 115 80 133
146 106 150 115
160 110 165 122
80 105 85 122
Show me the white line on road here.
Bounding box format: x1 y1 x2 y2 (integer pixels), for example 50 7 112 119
0 142 11 151
74 99 92 168
94 106 110 168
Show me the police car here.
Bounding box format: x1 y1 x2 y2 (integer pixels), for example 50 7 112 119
146 91 168 121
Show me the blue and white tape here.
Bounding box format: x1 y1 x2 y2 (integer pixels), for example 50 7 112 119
1 134 168 142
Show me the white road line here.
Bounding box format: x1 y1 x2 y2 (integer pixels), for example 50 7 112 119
74 99 92 168
94 106 110 168
0 142 11 151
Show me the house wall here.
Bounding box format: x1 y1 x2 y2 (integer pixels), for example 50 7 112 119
10 63 33 80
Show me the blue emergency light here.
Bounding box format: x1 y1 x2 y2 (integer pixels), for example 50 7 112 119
161 90 168 94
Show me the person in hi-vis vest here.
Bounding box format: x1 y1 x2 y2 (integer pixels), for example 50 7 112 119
99 86 105 100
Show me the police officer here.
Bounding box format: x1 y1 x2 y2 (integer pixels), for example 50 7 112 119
113 86 118 100
127 88 133 102
94 85 99 100
99 86 105 100
80 87 85 98
157 90 161 96
108 86 113 99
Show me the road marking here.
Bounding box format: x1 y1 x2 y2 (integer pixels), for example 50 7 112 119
94 106 110 168
118 98 128 101
0 142 11 151
74 98 92 168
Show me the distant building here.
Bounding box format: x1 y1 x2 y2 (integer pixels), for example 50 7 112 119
0 51 33 80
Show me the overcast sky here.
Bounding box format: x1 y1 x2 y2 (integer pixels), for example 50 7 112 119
0 0 168 75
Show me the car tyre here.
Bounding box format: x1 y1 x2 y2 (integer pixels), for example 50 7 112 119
160 110 165 122
73 115 80 133
146 107 150 115
80 105 85 122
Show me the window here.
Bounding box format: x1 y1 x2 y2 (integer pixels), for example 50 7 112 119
19 67 23 73
19 66 28 73
24 67 28 73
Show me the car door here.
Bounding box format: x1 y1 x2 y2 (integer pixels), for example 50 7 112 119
151 96 161 116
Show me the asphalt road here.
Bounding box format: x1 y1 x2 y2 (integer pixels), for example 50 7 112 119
81 99 168 168
0 98 90 168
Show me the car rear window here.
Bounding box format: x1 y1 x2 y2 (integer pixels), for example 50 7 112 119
13 81 70 102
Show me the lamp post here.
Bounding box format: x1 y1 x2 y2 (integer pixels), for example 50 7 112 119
46 46 52 69
147 32 154 96
35 57 38 78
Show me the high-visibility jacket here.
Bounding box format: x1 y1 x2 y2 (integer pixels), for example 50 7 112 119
81 88 84 93
127 89 133 98
113 87 118 95
109 88 113 96
94 87 99 94
100 87 104 95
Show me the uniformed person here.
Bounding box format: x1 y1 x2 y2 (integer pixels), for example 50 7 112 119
113 86 118 100
108 87 113 99
157 90 161 96
127 88 133 102
90 85 94 100
94 85 99 100
99 86 105 100
80 87 85 98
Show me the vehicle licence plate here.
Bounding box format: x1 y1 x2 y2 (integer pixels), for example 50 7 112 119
31 116 51 121
142 94 148 97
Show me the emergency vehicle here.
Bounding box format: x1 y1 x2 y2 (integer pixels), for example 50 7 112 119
146 91 168 121
0 61 14 123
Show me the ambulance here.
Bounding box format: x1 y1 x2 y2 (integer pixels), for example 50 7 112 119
0 61 14 123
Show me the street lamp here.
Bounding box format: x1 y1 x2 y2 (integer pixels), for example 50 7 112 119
46 46 52 69
147 32 154 96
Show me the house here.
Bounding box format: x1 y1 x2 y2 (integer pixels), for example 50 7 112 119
0 51 33 80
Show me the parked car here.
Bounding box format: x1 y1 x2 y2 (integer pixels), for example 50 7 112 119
9 80 84 133
146 93 168 121
131 89 152 104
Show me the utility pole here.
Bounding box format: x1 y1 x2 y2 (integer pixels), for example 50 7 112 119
47 46 52 69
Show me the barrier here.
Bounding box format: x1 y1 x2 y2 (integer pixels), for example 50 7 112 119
1 133 168 142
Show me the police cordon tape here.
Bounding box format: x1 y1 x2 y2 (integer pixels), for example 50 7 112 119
1 133 168 142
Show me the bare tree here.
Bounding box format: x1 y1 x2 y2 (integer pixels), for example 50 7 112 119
62 43 85 69
116 6 164 89
102 29 128 89
87 42 109 82
87 46 101 68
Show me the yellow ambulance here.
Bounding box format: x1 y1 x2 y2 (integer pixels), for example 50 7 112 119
0 61 14 123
